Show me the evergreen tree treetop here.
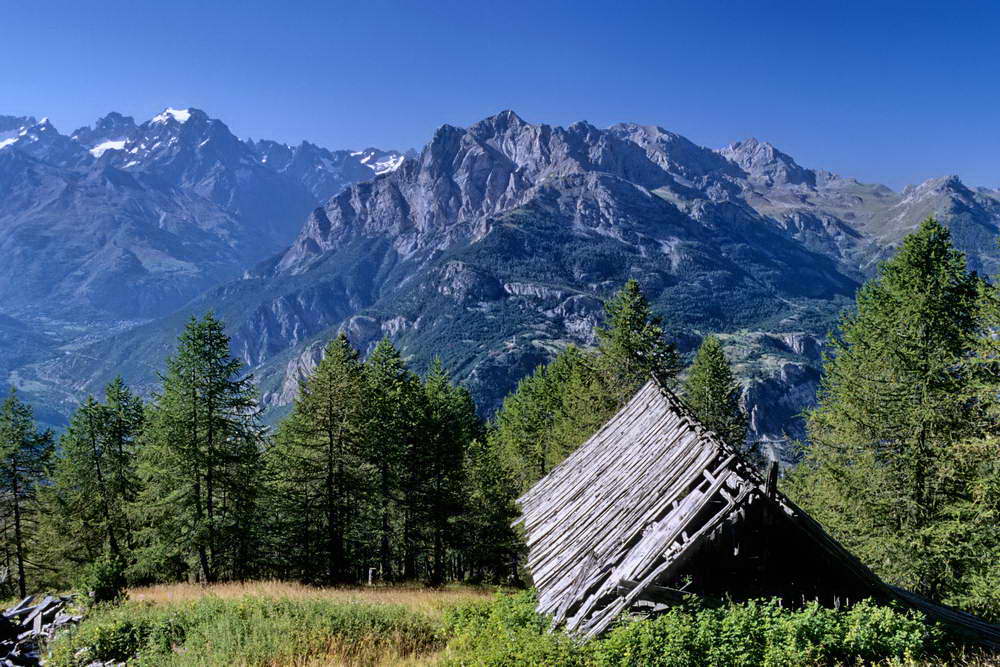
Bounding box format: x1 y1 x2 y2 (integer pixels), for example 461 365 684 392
596 278 680 390
683 335 748 450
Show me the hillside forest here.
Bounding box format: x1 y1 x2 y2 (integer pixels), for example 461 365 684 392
1 217 999 626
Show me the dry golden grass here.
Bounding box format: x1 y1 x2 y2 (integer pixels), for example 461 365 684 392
128 579 493 620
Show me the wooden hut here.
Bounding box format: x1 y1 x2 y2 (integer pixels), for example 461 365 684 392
515 378 1000 644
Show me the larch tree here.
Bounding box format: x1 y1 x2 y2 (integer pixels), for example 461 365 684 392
787 218 980 598
266 334 368 583
461 437 522 584
362 338 420 581
417 359 478 584
683 335 748 450
37 378 143 579
133 313 263 583
492 346 583 492
492 280 680 493
0 388 53 597
594 278 681 401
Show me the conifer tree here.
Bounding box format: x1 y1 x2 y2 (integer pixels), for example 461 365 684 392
133 313 263 583
493 346 583 491
265 334 367 583
684 335 748 449
787 218 979 597
595 278 681 401
557 280 681 445
462 438 522 583
0 388 53 597
362 338 419 581
493 280 680 492
417 359 478 584
37 378 143 579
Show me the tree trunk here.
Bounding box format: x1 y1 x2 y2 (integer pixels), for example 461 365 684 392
11 457 26 598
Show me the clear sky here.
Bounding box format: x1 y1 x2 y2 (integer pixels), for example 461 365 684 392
2 0 997 190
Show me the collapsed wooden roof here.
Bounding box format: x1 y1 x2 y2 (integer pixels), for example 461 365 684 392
515 379 1000 645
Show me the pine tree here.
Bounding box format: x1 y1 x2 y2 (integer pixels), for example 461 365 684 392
362 338 420 581
684 335 748 449
133 313 263 583
462 437 522 583
493 346 584 491
265 334 367 583
37 378 143 580
595 278 681 402
0 388 53 597
787 218 979 597
417 359 478 584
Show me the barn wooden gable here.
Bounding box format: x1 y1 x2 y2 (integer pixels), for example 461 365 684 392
515 379 1000 644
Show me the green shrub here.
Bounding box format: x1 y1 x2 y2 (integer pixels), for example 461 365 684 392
74 552 128 606
446 592 951 667
442 589 588 665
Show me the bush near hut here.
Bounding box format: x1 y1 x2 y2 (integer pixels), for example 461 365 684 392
442 591 955 666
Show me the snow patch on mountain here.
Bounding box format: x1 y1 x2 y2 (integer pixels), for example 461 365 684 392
89 139 126 157
152 108 192 124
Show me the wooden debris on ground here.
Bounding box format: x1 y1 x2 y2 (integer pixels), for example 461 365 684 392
516 378 1000 646
0 594 81 666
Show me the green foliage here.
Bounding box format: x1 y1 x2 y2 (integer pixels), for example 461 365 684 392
460 438 522 583
492 280 681 494
132 312 263 583
442 592 948 667
683 335 748 451
492 345 585 491
789 219 981 598
442 590 587 666
415 358 480 584
263 335 484 585
926 438 1000 622
594 598 942 666
75 550 128 605
0 387 54 597
363 337 424 580
47 595 440 666
596 279 681 401
264 334 367 583
35 378 143 588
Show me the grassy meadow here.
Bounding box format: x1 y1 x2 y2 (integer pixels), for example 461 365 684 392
47 581 492 666
41 583 1000 666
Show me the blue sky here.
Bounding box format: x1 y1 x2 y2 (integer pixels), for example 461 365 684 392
2 0 997 190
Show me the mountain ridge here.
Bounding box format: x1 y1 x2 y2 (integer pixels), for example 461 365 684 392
6 109 999 457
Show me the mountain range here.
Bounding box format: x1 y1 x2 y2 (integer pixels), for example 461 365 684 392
4 108 999 459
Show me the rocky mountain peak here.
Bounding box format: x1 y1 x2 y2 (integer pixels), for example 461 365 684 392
719 137 815 187
0 115 36 138
610 122 742 185
150 107 205 126
0 117 91 167
71 112 138 157
469 109 528 135
902 174 969 200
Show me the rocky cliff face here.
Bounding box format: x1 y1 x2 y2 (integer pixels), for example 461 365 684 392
13 110 1000 456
